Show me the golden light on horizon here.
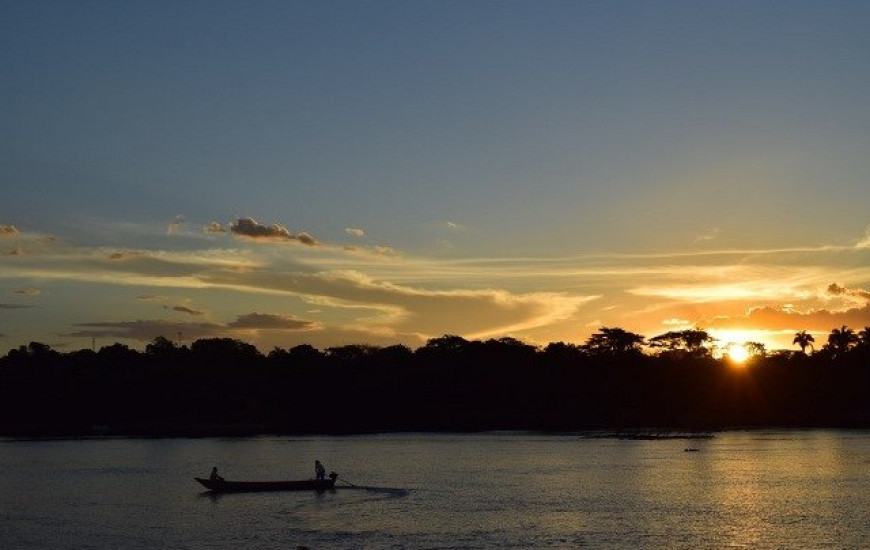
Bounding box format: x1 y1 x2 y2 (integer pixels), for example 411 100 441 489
728 345 750 364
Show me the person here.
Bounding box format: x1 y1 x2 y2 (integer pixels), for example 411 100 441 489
209 467 224 481
314 460 325 480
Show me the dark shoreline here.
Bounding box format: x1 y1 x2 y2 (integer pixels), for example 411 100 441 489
3 338 869 438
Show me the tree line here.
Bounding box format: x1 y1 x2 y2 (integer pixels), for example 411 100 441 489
0 326 868 436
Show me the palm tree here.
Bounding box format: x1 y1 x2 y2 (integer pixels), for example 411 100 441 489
824 325 858 358
793 330 815 354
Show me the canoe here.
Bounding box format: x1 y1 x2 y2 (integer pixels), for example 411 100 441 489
195 474 337 493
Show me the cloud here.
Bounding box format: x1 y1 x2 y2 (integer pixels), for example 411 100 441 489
203 269 597 340
137 294 164 301
856 226 870 249
227 313 318 331
109 251 145 260
695 228 720 242
827 282 870 301
203 221 226 234
708 304 870 332
167 305 205 316
0 225 19 238
0 303 34 309
166 215 185 236
230 217 320 246
68 312 319 342
6 247 23 256
68 320 226 341
345 227 365 238
446 221 463 230
13 288 40 297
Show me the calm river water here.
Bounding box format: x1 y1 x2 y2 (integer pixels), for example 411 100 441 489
1 431 868 549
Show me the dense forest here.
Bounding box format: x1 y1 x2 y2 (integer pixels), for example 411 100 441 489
1 326 869 437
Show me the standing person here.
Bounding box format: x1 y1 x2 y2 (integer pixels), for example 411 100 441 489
315 460 325 480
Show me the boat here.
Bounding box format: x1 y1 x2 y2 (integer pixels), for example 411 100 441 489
195 472 338 493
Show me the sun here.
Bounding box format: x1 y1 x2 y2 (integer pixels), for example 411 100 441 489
728 345 749 364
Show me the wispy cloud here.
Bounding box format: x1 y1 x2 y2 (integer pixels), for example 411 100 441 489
68 312 320 341
203 221 226 234
345 227 365 238
68 320 225 341
109 251 146 260
167 305 205 316
13 287 40 297
0 225 19 238
856 226 870 249
166 215 185 236
227 312 319 330
695 227 720 242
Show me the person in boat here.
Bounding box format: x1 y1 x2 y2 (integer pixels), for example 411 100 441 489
315 460 326 480
209 467 224 482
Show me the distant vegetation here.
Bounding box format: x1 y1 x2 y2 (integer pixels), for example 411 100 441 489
1 326 869 436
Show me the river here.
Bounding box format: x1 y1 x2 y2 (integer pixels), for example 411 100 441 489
1 431 868 548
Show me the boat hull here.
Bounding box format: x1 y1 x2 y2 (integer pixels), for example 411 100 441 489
195 477 336 493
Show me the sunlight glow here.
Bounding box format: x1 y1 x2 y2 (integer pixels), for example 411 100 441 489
728 345 749 364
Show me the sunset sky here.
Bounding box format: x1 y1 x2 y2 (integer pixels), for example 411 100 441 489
2 1 870 353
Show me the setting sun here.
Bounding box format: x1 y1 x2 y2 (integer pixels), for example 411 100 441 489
728 345 750 364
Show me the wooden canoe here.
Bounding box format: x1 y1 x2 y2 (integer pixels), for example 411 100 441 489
195 473 337 493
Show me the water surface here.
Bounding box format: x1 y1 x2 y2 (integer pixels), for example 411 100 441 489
1 431 868 548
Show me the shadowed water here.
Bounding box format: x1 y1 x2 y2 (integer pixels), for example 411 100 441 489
1 431 868 548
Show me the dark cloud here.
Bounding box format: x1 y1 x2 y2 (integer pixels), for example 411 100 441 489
68 312 319 342
227 313 318 330
827 283 870 301
230 217 320 246
0 225 19 238
68 320 225 341
168 305 205 316
14 288 40 297
108 251 145 260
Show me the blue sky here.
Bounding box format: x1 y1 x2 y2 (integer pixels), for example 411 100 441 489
2 1 870 352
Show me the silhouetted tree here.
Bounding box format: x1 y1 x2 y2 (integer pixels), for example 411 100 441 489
793 330 815 354
288 344 323 362
190 337 261 365
146 336 183 358
743 341 767 360
582 327 645 357
823 325 858 359
419 334 469 355
372 344 414 365
542 341 583 363
649 329 714 358
97 342 139 364
325 344 380 363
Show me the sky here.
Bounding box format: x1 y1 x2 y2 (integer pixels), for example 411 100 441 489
2 0 870 353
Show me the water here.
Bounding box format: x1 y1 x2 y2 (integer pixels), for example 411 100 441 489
1 431 868 549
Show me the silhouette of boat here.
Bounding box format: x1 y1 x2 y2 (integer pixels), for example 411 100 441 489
195 472 338 493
